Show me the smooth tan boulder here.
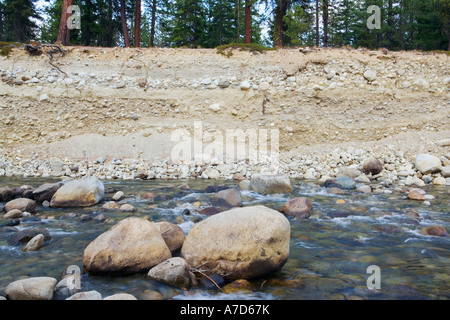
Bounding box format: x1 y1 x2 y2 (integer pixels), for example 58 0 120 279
50 176 104 208
250 174 292 194
4 198 36 214
4 277 57 300
181 205 290 280
83 217 171 274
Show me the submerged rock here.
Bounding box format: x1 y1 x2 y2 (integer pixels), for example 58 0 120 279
199 207 222 216
324 176 356 190
181 205 290 280
83 217 171 274
423 225 448 237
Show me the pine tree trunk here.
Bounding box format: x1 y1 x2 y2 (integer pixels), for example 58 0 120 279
448 33 450 51
315 0 319 47
120 0 130 47
0 2 3 41
322 0 328 47
135 0 141 47
244 0 251 43
236 0 241 43
273 0 287 48
387 0 393 50
107 0 113 47
150 0 157 47
55 0 72 45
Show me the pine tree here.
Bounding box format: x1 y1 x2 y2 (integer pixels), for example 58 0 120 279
170 0 206 47
3 0 40 42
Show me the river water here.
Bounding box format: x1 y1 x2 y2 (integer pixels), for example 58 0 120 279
0 177 449 300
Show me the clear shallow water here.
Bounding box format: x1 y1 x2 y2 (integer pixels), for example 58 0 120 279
0 177 449 300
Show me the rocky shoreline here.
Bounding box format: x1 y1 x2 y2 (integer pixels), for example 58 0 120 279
1 148 449 189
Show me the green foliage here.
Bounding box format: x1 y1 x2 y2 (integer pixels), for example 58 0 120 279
216 42 274 57
2 0 40 42
0 41 20 56
283 3 313 47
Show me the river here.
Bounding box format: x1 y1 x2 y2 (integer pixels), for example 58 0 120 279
0 177 449 300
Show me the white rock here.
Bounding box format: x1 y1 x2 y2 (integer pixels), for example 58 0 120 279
209 103 221 112
415 154 442 174
364 70 377 81
433 177 446 185
442 166 450 178
240 81 251 91
39 94 49 102
259 82 270 91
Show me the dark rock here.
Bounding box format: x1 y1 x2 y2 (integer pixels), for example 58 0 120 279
1 219 20 227
199 274 224 289
33 181 64 203
363 158 383 175
80 214 93 222
324 176 356 190
373 224 402 234
205 185 229 193
12 227 51 245
21 190 35 200
212 188 242 208
199 207 222 216
0 188 15 202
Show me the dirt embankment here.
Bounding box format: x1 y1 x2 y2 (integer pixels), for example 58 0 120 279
0 46 449 165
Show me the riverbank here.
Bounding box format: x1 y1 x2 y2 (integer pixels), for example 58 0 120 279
1 46 449 182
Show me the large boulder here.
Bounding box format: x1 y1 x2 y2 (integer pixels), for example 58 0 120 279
212 188 242 208
4 198 36 214
414 154 442 174
50 176 104 207
147 257 196 288
250 173 292 194
4 277 57 300
33 181 65 203
278 197 312 218
181 205 290 280
83 217 172 274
